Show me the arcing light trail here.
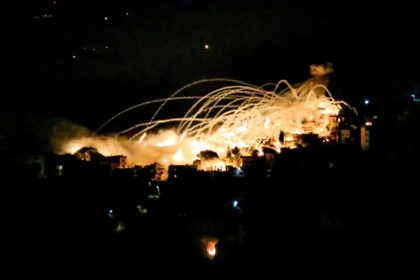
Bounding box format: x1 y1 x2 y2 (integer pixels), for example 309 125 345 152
62 65 354 169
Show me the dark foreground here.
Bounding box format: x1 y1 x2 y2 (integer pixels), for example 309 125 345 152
12 144 415 274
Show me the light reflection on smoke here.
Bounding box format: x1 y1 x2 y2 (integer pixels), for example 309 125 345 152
59 65 354 168
200 237 219 260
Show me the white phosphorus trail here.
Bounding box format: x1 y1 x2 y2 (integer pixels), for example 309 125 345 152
61 64 355 169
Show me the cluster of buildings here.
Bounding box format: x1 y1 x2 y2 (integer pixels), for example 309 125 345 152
14 109 375 181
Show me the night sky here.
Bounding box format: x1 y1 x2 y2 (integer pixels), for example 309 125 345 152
2 0 420 153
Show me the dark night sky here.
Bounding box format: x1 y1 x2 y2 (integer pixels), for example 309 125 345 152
1 0 420 152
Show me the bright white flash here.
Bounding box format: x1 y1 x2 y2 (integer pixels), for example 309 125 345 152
62 65 354 168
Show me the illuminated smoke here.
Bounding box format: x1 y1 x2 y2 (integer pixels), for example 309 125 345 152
59 129 195 166
59 65 354 167
200 237 219 260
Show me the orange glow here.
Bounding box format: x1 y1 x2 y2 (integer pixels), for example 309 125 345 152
198 158 226 171
172 148 184 162
59 65 355 168
201 238 218 260
207 245 216 257
156 137 177 147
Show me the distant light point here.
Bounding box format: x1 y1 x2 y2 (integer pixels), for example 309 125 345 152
72 55 76 59
125 12 130 16
105 45 109 49
364 99 370 105
204 44 210 50
233 200 238 208
108 209 114 218
104 16 108 21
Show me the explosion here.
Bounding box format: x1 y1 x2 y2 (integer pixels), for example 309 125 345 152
60 65 353 168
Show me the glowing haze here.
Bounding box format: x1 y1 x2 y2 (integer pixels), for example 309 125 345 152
59 65 352 168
